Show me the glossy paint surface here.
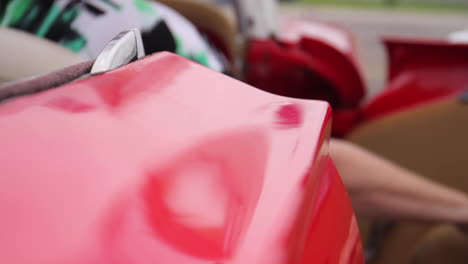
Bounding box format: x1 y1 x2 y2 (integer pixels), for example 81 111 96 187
364 38 468 120
0 53 362 264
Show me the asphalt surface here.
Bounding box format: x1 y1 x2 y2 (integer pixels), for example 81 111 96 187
280 6 468 98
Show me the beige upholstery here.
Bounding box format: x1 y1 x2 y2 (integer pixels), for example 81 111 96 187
156 0 237 63
411 225 468 264
0 28 83 83
348 98 468 264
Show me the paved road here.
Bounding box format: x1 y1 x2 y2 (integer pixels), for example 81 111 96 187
280 6 468 98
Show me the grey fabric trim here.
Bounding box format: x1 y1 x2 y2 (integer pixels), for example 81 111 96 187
0 60 94 103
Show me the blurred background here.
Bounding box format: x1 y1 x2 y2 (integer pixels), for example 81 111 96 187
279 0 468 97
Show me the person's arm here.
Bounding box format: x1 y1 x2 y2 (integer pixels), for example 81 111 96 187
330 138 468 223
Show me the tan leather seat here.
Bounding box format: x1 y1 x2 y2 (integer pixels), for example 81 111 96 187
0 28 83 83
156 0 237 63
347 97 468 264
411 225 468 264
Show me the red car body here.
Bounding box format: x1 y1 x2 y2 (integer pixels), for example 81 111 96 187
0 53 363 263
363 38 468 120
